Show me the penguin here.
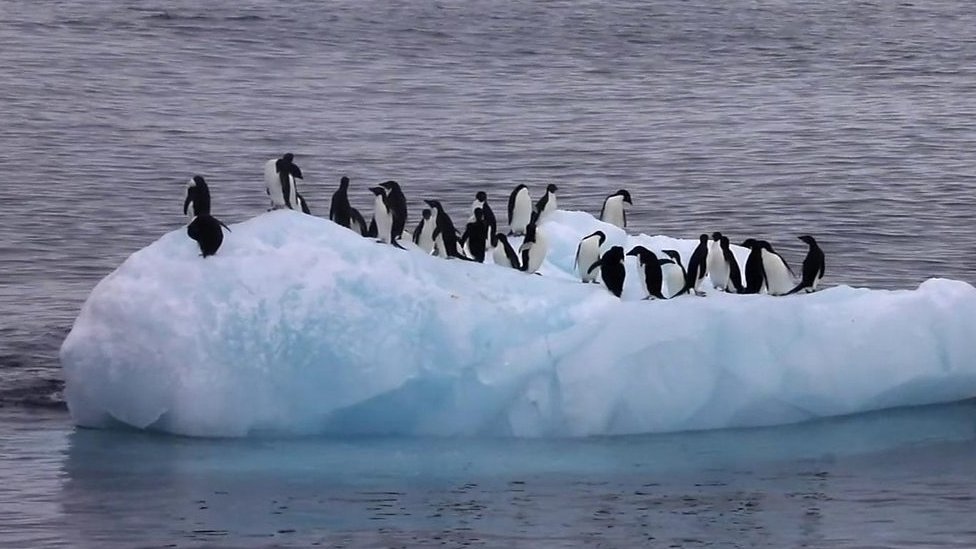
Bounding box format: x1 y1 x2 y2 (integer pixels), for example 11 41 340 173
425 199 470 260
507 184 533 235
660 249 690 298
459 208 489 262
470 191 498 247
296 193 311 215
706 232 728 290
534 183 558 221
183 175 211 220
187 215 226 258
719 236 744 293
627 246 667 300
575 230 606 283
588 246 626 298
600 189 632 229
760 240 794 295
519 214 548 274
349 207 368 237
685 234 710 295
492 233 521 269
263 154 300 210
330 176 354 228
740 239 766 294
787 235 825 295
369 186 395 244
412 208 435 254
379 180 408 241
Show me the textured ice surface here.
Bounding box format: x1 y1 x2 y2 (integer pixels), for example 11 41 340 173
60 210 976 437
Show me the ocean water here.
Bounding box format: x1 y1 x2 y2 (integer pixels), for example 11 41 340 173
2 0 976 545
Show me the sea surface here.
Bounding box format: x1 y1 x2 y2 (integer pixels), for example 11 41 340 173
2 0 976 546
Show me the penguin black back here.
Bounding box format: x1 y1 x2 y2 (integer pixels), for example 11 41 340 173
685 234 710 291
184 175 211 217
494 233 521 269
787 235 826 294
590 245 626 298
330 176 352 227
741 239 766 294
187 214 225 257
425 199 469 260
380 180 408 240
475 191 498 246
719 236 744 293
460 208 489 262
627 246 666 299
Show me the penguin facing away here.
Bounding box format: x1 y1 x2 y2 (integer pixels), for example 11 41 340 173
535 183 558 221
184 175 211 220
187 215 225 257
760 240 794 295
330 176 354 228
379 180 408 241
685 234 710 295
627 246 667 300
412 208 435 254
459 207 489 262
589 245 626 298
471 191 498 247
493 233 521 269
600 189 632 229
275 153 302 209
519 215 549 273
661 249 690 298
719 236 744 293
508 184 533 236
787 235 825 294
349 207 368 237
575 230 606 283
740 239 766 294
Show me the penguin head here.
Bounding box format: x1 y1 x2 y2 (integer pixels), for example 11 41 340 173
626 246 654 261
605 246 625 263
798 235 817 246
711 231 723 241
719 235 731 249
380 180 401 193
741 238 758 249
475 191 487 202
474 207 484 221
662 249 682 263
369 186 385 196
188 175 204 188
592 230 607 246
759 240 774 252
339 176 350 188
421 208 431 220
615 189 633 205
699 234 709 244
424 199 442 213
283 153 294 162
546 183 558 194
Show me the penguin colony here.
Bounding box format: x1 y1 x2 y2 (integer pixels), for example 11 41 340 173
182 153 826 298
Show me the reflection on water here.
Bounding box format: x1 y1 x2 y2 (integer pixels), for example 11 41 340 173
2 402 976 547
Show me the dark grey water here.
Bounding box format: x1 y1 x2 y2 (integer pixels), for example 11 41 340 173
2 0 976 405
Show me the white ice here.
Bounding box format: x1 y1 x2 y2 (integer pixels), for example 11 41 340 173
60 209 976 437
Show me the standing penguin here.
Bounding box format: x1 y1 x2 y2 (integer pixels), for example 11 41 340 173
575 230 606 283
493 233 521 269
263 153 300 210
627 246 667 300
760 240 794 295
661 249 690 298
534 183 558 221
425 199 469 260
740 239 766 294
685 234 710 295
470 191 498 247
706 232 727 290
330 176 354 228
600 189 632 229
787 236 825 294
507 184 533 235
412 208 436 254
459 208 489 262
379 180 408 241
183 175 211 220
588 246 626 298
369 186 395 244
719 236 744 293
519 214 549 273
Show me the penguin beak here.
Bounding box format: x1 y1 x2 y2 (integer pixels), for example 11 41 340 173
626 248 639 257
370 187 384 195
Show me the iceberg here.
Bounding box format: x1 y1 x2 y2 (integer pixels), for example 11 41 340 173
60 209 976 438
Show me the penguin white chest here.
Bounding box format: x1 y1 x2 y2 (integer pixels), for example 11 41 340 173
762 250 793 295
417 221 435 254
511 190 532 235
577 238 602 282
522 232 548 274
707 241 729 289
662 262 685 298
263 159 285 208
373 196 393 243
601 196 626 228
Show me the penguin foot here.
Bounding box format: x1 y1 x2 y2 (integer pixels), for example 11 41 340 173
693 290 706 297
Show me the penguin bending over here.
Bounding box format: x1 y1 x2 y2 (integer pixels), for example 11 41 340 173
685 234 710 295
627 246 667 300
379 180 408 241
787 235 825 294
184 175 230 257
535 183 558 221
575 230 606 283
519 214 548 273
600 189 632 229
412 208 435 254
425 199 471 260
460 208 489 262
588 246 626 298
507 184 533 235
740 239 766 294
470 191 498 247
184 175 211 220
493 233 521 269
661 249 690 298
760 240 794 295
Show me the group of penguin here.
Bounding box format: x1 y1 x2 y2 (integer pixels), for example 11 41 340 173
182 153 826 299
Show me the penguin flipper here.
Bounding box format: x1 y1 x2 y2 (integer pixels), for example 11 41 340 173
587 260 601 275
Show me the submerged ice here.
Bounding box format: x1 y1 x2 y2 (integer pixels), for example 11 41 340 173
60 210 976 437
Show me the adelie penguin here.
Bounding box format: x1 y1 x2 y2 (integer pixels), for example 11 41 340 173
588 245 626 298
470 191 498 247
507 184 533 236
719 236 744 293
519 213 548 274
740 239 766 294
575 230 606 283
183 175 230 258
685 234 710 296
412 208 436 254
627 246 667 300
183 175 211 221
263 153 302 210
660 249 690 298
600 189 632 229
379 180 408 242
425 199 470 260
787 235 825 294
706 232 726 290
534 183 558 221
369 186 396 244
459 208 489 262
759 240 794 295
492 233 521 269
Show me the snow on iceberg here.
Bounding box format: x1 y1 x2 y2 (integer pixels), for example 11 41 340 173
60 209 976 437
